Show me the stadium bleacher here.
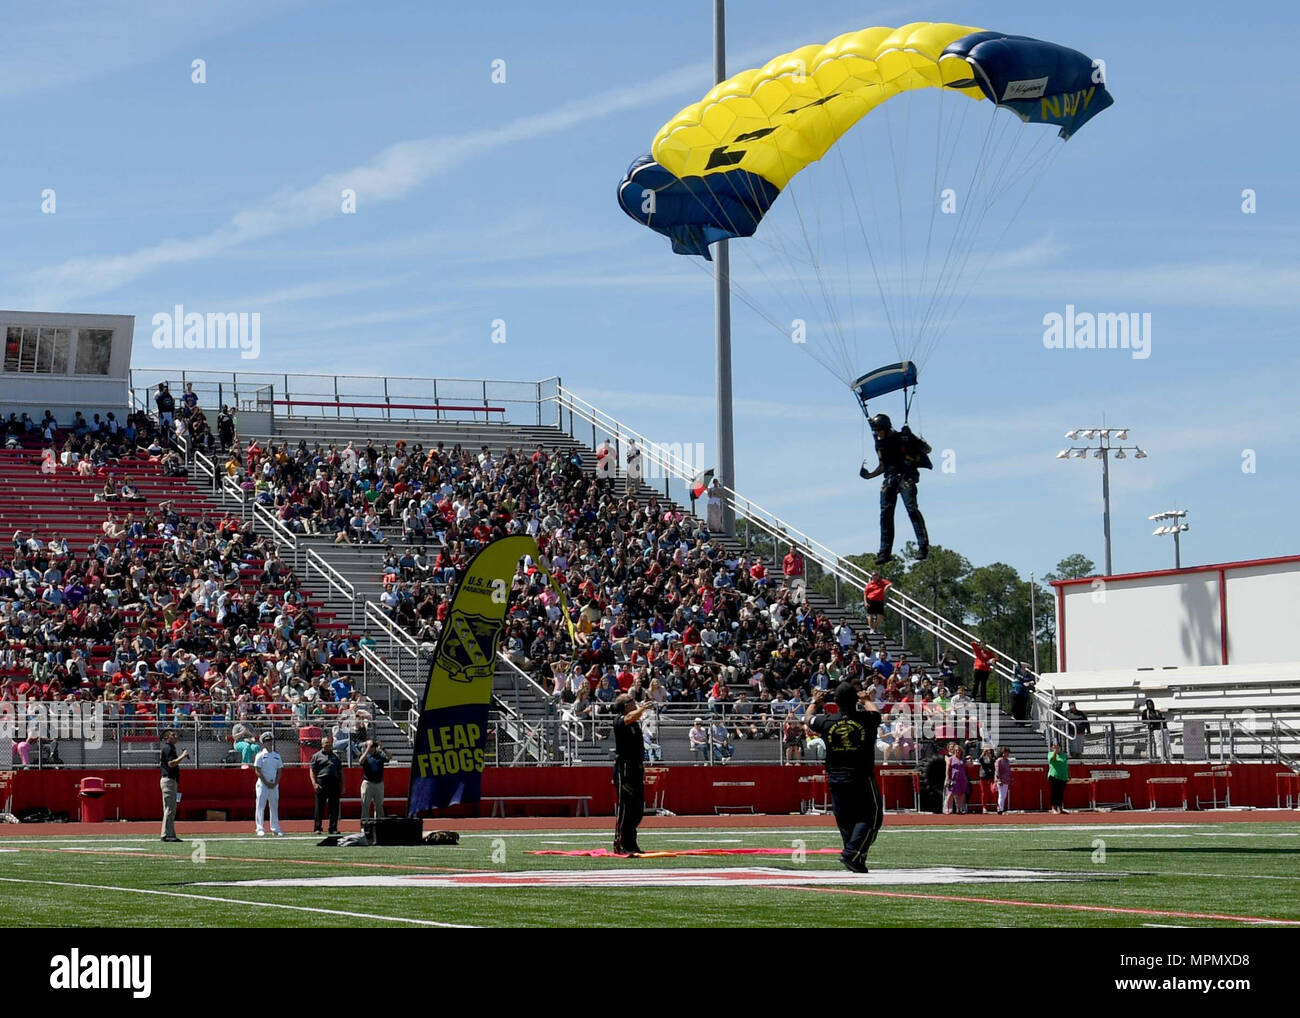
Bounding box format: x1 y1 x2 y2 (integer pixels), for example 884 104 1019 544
0 418 375 770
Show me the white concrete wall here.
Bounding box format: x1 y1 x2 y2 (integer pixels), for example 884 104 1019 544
1226 563 1300 665
1057 558 1300 671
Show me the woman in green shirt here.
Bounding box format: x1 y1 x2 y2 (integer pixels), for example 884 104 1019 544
1047 741 1069 814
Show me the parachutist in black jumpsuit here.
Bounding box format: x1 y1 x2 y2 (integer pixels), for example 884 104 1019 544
860 414 929 564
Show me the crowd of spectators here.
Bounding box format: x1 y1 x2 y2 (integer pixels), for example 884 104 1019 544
1 413 369 766
223 431 982 760
14 393 999 768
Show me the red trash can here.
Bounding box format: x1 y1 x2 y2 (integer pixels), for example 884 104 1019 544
78 777 107 823
299 726 322 763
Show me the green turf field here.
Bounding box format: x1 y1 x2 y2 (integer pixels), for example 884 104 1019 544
1 822 1297 928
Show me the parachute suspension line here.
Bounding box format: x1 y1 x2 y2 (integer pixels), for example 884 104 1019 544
911 88 957 361
861 108 909 364
779 182 848 378
835 142 903 360
820 94 863 388
911 105 1013 366
922 124 1064 354
926 138 1065 350
668 162 806 347
883 101 915 356
727 150 862 384
926 114 1061 351
677 176 855 387
786 185 854 382
688 168 825 347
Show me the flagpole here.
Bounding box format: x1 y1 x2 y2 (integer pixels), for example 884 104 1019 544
714 0 736 537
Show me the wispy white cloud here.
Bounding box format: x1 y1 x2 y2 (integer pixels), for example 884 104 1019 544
0 0 307 99
17 60 718 306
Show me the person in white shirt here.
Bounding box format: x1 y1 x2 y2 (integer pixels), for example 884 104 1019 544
253 733 285 836
688 718 710 762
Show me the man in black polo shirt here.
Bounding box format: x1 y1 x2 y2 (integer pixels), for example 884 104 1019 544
309 733 343 834
159 729 189 842
805 682 883 873
612 694 655 856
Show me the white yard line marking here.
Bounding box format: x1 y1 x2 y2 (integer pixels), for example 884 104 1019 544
59 846 144 852
2 836 322 845
194 866 1095 890
0 877 475 927
458 823 1270 838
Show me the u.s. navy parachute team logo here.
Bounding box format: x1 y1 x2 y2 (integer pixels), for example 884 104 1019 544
438 609 501 684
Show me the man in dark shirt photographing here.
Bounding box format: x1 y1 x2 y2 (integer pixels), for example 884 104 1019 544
805 682 883 873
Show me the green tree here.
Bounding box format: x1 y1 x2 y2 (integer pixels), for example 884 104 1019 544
894 545 972 662
1045 553 1096 581
966 563 1035 661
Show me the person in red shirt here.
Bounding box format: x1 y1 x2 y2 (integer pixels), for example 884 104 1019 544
970 640 995 702
863 572 892 635
782 548 804 581
749 560 767 586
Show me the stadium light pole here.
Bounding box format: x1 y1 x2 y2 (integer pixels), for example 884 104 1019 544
1150 509 1189 568
1056 428 1145 576
713 0 736 537
1029 570 1039 674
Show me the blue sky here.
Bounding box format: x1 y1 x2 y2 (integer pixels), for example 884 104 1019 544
3 0 1297 579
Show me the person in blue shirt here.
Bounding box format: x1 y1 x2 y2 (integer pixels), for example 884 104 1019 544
329 674 352 703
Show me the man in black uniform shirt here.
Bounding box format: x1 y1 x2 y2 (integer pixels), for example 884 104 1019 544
159 728 189 843
612 694 655 855
309 733 344 834
805 682 883 873
859 414 930 564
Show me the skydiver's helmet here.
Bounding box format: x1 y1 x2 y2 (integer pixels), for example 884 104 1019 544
868 414 892 434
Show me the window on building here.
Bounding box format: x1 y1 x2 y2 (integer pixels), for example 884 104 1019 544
75 329 113 375
2 323 114 375
3 325 79 374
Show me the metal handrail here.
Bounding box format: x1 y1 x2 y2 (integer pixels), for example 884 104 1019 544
305 548 357 621
495 650 590 761
222 474 247 505
130 371 562 426
364 600 422 658
360 644 421 734
251 500 300 568
193 449 215 481
489 691 549 764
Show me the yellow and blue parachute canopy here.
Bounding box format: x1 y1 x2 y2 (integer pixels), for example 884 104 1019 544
618 22 1113 257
